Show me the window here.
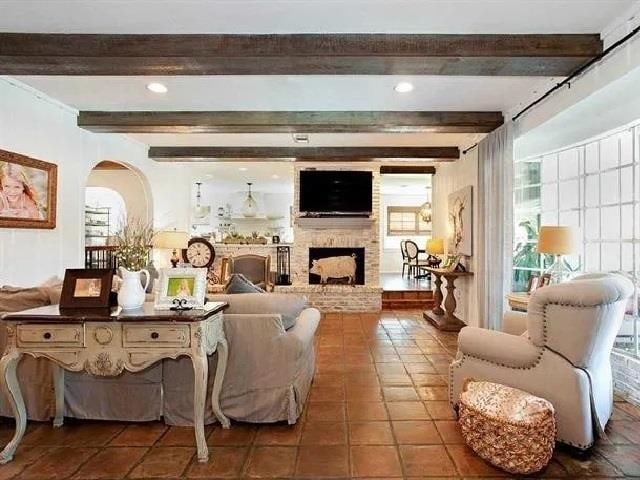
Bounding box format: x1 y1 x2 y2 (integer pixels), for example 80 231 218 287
513 121 640 358
386 206 431 236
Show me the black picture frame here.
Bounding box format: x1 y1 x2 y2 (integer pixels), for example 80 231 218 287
60 269 113 310
527 275 540 294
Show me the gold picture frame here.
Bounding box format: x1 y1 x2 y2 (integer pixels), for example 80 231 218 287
0 149 57 229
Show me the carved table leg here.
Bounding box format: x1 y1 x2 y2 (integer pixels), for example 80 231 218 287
191 351 209 463
0 350 25 464
443 275 460 321
212 338 230 429
423 274 466 332
53 366 64 427
432 273 444 315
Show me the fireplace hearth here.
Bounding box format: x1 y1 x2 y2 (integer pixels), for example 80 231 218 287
308 247 365 285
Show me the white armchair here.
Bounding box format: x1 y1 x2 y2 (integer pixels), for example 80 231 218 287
449 273 633 450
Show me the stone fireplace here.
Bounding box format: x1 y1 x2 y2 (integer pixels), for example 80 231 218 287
308 247 365 285
272 164 382 312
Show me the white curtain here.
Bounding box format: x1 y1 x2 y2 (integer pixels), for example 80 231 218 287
477 123 514 330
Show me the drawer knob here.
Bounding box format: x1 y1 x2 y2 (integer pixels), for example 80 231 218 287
151 332 160 340
43 332 52 340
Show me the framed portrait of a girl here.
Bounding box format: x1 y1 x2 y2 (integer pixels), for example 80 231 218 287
0 148 57 229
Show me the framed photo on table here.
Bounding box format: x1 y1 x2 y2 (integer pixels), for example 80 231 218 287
155 268 207 310
527 275 540 294
60 269 113 310
538 273 551 288
0 149 57 229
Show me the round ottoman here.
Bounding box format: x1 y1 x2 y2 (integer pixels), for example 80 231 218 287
458 380 556 475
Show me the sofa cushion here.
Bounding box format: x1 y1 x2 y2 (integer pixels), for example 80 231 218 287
209 292 306 330
224 274 266 294
0 286 52 314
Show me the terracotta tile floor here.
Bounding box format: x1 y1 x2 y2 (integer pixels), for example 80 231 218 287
2 310 640 479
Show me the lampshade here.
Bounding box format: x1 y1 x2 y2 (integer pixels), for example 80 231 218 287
153 230 190 249
426 238 444 255
537 226 574 255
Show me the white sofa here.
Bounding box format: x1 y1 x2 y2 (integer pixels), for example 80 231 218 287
1 288 320 426
449 273 633 449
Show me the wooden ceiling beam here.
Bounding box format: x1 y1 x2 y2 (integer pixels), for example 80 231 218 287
0 33 601 76
148 146 460 162
77 111 504 134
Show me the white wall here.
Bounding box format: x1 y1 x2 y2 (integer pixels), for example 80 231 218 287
431 150 479 326
0 78 189 286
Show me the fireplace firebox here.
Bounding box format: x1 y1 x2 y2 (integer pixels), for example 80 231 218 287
308 247 365 285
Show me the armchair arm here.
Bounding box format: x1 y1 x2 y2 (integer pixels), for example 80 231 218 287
458 327 542 368
502 311 528 335
286 308 321 355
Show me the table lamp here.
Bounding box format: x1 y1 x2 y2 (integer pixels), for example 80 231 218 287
426 238 444 268
154 230 190 268
537 226 574 283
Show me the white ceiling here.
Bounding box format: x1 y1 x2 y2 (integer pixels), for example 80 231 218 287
16 75 549 112
0 0 633 34
189 162 294 194
14 75 539 148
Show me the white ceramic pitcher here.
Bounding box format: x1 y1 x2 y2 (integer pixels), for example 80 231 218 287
117 267 150 310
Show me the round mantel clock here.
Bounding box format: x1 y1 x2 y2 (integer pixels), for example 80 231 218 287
182 237 215 269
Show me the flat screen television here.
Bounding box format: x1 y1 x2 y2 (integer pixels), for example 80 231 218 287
299 170 373 216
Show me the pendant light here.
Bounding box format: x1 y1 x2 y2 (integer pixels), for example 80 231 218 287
419 201 432 223
242 182 258 217
193 182 210 223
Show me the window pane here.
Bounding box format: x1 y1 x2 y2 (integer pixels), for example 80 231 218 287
541 154 558 183
585 142 599 173
514 186 541 210
621 130 633 165
602 206 621 240
601 169 620 205
514 160 541 186
600 135 619 170
585 242 601 271
621 166 633 203
585 174 599 207
559 179 580 210
559 149 580 179
541 183 558 211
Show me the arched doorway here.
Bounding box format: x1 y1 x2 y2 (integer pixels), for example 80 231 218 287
84 160 153 268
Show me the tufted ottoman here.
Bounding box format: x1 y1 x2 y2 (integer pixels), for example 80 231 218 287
458 380 556 475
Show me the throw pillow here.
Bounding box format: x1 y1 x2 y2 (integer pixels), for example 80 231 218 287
0 286 51 314
224 274 266 294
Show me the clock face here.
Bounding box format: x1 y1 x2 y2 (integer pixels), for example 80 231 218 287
185 240 214 268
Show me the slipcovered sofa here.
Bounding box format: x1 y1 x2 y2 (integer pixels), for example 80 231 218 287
449 273 633 449
0 285 320 426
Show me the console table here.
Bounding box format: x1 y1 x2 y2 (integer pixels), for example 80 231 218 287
0 302 229 464
423 268 473 332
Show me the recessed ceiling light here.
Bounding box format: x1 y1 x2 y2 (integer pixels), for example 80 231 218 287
292 133 310 143
239 167 248 172
394 82 414 93
272 174 280 179
146 82 168 93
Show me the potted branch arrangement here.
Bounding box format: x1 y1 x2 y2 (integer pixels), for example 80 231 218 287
113 219 154 310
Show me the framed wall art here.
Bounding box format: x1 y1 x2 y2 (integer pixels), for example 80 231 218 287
448 185 472 256
0 148 57 229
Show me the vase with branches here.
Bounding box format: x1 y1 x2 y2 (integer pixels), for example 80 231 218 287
113 218 154 271
113 219 154 309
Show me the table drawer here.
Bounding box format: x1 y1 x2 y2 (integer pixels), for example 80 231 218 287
123 325 190 348
17 325 84 347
